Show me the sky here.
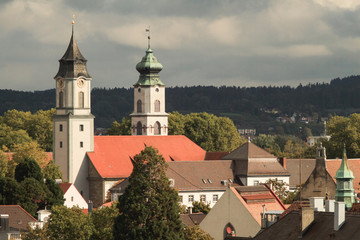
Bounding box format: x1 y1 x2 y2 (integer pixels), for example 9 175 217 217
1 0 360 91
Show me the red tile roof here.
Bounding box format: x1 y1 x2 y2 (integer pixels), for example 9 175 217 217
59 183 72 194
87 135 206 178
231 185 286 225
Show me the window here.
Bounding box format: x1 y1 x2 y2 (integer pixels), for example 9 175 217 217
79 91 84 108
278 180 283 184
213 194 219 202
200 195 206 203
136 121 142 135
154 100 160 112
80 142 83 148
179 195 183 203
154 121 161 135
60 141 63 148
80 124 84 131
202 179 207 184
59 91 64 108
208 179 212 184
71 196 74 202
137 100 142 113
188 195 194 203
344 181 349 189
253 180 259 186
138 88 141 93
59 124 63 132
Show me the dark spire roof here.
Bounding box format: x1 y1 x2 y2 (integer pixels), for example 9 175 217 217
54 25 90 79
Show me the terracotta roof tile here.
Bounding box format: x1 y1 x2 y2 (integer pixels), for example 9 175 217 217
59 183 72 194
287 158 360 193
231 185 286 225
0 205 37 231
87 135 206 178
205 152 230 160
223 142 276 160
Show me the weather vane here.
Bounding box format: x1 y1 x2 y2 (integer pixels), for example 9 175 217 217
146 26 151 48
72 11 76 25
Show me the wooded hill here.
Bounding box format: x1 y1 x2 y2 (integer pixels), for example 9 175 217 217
2 75 360 134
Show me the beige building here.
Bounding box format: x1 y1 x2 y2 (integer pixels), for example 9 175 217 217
200 185 286 240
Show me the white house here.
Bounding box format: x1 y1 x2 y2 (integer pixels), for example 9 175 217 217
59 183 88 209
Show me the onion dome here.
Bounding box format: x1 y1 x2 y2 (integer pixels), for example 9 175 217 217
135 46 164 86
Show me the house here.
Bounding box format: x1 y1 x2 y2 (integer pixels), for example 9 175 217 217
59 183 88 209
0 205 38 240
180 212 206 226
109 160 237 208
199 185 286 240
252 201 360 239
222 140 290 186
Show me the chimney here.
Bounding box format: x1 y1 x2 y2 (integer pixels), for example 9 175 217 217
300 207 314 234
88 200 93 213
188 207 192 214
0 214 9 233
325 200 335 212
310 197 324 212
279 157 287 169
334 202 345 231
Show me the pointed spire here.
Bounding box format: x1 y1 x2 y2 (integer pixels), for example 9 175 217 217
54 21 90 79
335 145 354 179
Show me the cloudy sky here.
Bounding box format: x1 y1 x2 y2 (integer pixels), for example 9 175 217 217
1 0 360 91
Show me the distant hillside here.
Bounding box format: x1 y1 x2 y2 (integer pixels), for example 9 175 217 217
1 75 360 133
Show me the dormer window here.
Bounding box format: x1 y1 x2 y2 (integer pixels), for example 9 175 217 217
202 179 207 184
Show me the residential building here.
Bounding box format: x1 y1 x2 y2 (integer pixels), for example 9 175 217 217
59 183 88 209
222 140 290 186
199 185 286 240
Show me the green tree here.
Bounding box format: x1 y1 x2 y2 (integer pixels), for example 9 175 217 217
0 151 8 177
0 124 33 151
20 178 48 216
90 203 119 240
168 111 186 135
45 178 65 208
15 157 44 182
0 176 22 205
47 206 93 240
113 146 184 240
22 225 48 240
266 178 289 203
43 160 62 180
184 225 213 240
192 201 211 214
12 142 48 167
107 117 131 135
324 113 360 158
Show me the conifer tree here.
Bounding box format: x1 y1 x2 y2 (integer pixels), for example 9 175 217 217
113 146 184 240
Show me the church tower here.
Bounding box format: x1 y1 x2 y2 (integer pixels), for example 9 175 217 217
335 147 355 209
130 32 168 135
53 22 94 199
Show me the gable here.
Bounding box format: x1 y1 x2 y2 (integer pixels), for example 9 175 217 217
87 135 206 178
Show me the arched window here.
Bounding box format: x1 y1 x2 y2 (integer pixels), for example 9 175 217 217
59 91 64 108
137 100 142 113
154 100 160 112
79 91 84 108
136 121 142 135
154 121 161 135
224 223 236 238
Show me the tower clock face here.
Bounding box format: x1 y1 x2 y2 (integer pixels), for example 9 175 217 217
77 78 85 88
57 79 64 88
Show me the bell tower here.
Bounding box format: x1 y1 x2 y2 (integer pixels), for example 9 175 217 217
130 30 168 135
53 21 94 200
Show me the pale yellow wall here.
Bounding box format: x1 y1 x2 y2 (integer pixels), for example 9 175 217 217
200 188 260 240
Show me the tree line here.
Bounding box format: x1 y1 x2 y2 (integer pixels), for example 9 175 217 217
1 75 360 130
